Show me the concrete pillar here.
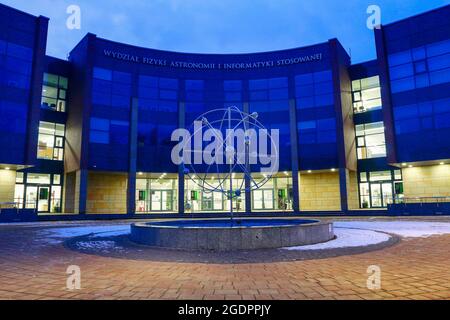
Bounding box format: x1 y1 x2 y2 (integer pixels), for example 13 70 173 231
75 169 88 214
25 16 49 166
127 97 139 215
339 168 349 213
289 99 300 213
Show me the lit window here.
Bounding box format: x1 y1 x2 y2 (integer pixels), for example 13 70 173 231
356 122 387 159
53 174 61 185
16 172 24 183
41 73 68 112
369 171 392 182
27 173 51 184
352 76 382 114
37 122 65 161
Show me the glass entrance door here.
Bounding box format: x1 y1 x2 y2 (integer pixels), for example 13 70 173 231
151 191 162 211
370 183 393 208
37 186 50 212
151 190 173 212
382 183 393 207
161 190 173 211
263 190 274 210
253 190 264 210
370 184 382 207
201 192 213 211
25 186 38 209
202 192 223 211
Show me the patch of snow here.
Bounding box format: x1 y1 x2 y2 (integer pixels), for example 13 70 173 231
76 241 124 252
35 225 130 244
284 228 391 251
334 221 450 238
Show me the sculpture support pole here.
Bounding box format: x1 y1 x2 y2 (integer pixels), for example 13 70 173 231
228 107 234 223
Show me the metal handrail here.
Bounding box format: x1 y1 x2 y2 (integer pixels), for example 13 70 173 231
0 202 19 208
392 196 450 205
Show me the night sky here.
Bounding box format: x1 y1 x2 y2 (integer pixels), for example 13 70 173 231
2 0 450 63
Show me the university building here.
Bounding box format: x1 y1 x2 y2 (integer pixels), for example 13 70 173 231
0 3 449 221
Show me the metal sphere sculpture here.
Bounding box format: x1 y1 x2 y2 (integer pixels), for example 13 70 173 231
181 106 279 217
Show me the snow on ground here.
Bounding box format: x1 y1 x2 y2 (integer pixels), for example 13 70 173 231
35 225 130 244
284 228 391 251
334 221 450 238
285 220 450 251
29 220 450 248
76 241 124 252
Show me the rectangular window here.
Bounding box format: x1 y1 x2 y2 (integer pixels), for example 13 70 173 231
186 80 204 90
352 76 382 114
41 73 69 112
369 171 391 182
16 172 24 183
37 122 65 161
7 43 33 61
159 77 178 89
388 39 450 93
249 78 289 107
93 67 112 81
14 184 24 208
53 174 61 185
224 80 242 91
356 122 386 159
295 71 334 109
250 77 288 91
27 173 51 184
90 117 110 144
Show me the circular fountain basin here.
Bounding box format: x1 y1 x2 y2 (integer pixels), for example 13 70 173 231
130 219 334 251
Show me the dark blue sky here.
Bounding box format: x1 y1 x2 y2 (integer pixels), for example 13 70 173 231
3 0 450 63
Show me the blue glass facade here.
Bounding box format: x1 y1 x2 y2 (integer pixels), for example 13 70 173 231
296 70 338 169
137 75 179 173
380 5 450 163
0 6 37 165
1 2 449 220
66 36 339 176
249 77 291 171
89 67 132 171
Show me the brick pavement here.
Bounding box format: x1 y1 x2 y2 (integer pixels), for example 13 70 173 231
0 221 449 300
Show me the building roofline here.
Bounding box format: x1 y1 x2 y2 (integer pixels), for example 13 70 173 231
70 32 335 58
383 3 450 27
45 55 71 64
0 2 48 20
